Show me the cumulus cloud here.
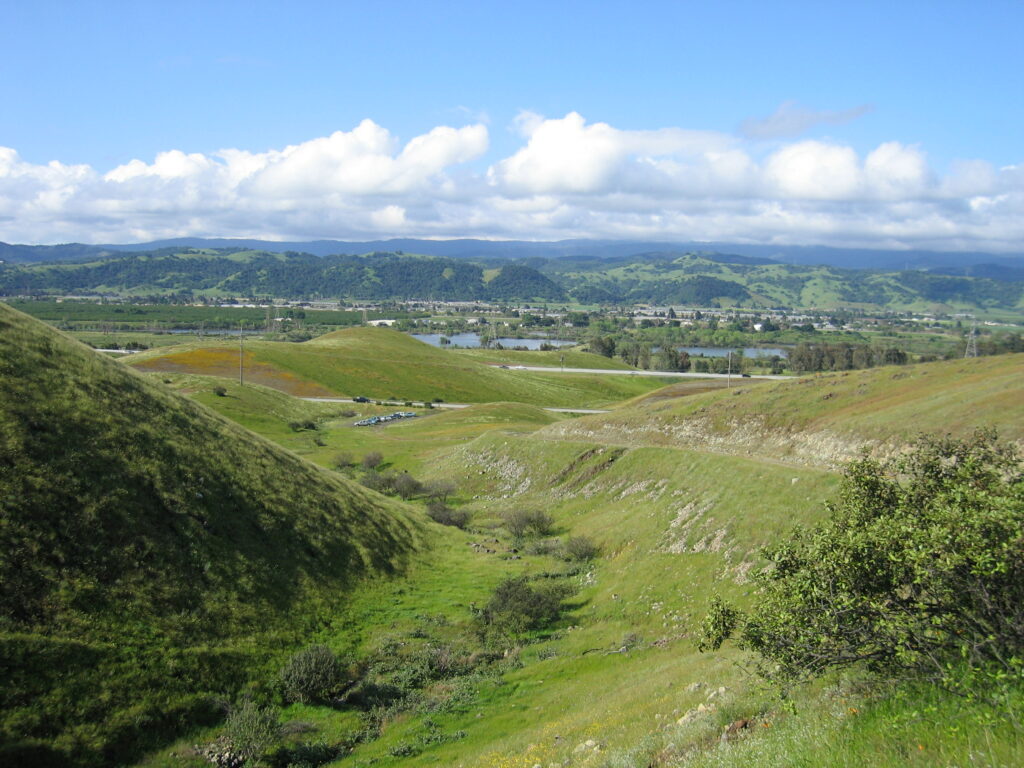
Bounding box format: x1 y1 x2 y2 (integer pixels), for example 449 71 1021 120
740 100 874 139
0 112 1022 252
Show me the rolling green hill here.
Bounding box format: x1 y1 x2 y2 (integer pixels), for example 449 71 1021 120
0 303 424 765
542 353 1024 467
0 248 565 301
4 246 1022 312
543 252 1024 311
129 326 680 407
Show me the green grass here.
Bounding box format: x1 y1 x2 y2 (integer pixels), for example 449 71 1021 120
0 303 427 766
129 326 683 407
599 678 1024 768
7 300 1022 768
171 376 567 475
544 354 1024 467
451 346 635 370
142 353 1024 768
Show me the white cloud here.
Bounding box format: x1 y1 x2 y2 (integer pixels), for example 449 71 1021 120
764 141 862 199
740 101 874 139
0 112 1022 252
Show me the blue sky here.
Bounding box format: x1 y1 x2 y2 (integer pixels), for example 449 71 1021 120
1 1 1021 250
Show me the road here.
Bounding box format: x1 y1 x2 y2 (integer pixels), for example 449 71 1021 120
300 397 609 415
488 364 790 381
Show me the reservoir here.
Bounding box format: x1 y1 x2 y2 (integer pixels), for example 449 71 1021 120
411 333 575 349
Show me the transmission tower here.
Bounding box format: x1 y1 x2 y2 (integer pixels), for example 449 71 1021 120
964 318 978 358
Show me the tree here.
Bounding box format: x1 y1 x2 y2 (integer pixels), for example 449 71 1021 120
588 335 616 358
698 431 1024 689
361 451 383 470
393 472 422 500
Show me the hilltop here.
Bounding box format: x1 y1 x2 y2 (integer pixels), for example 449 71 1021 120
0 304 423 765
129 326 676 407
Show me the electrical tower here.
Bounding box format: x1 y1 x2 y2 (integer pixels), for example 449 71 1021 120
964 318 978 358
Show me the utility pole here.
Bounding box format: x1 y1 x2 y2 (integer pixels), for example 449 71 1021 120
239 323 244 386
560 353 565 373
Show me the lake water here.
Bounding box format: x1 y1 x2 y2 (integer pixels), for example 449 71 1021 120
411 333 575 350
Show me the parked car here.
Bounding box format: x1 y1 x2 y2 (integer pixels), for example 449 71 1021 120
353 396 371 403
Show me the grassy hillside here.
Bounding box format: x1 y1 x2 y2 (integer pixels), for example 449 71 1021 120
543 353 1024 467
7 297 1020 768
451 345 635 370
130 327 680 407
0 303 424 765
168 375 565 474
132 346 1023 767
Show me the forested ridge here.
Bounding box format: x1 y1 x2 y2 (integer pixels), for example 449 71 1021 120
2 247 1022 309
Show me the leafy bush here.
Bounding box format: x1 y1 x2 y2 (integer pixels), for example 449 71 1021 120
424 480 456 503
426 501 471 529
279 645 345 704
213 386 227 397
477 576 567 642
360 470 399 494
563 535 600 562
267 738 351 768
203 700 280 767
502 509 555 540
393 473 423 500
699 431 1024 688
361 451 383 470
332 452 353 470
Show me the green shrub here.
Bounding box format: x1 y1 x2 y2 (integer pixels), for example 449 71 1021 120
202 700 280 766
426 501 471 529
563 535 600 561
332 452 353 470
361 451 383 470
279 645 345 704
424 480 456 503
213 386 227 397
502 509 555 540
393 472 423 500
477 576 567 642
699 431 1024 689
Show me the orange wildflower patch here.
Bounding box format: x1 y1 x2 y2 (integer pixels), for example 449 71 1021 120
135 348 336 397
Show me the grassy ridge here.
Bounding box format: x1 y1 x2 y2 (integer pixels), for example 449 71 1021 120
131 326 680 406
544 353 1024 467
0 303 424 765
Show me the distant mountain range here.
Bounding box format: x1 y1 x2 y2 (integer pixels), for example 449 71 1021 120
2 247 1022 310
2 237 1022 274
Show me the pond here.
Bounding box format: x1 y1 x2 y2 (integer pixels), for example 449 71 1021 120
411 333 576 350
